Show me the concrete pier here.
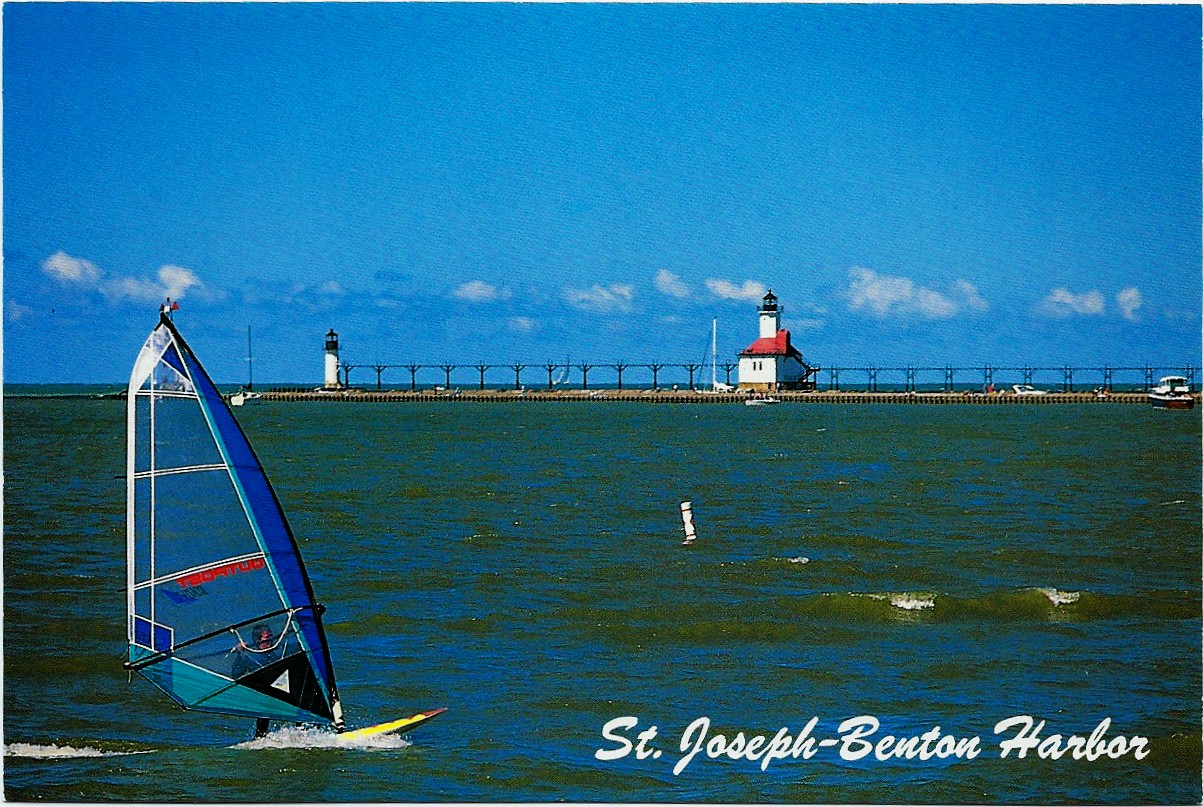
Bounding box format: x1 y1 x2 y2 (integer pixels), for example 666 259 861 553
258 389 1169 405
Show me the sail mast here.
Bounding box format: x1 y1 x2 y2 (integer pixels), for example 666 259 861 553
247 326 253 391
712 318 718 391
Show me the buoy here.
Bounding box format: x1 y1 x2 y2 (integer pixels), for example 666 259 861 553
680 501 697 545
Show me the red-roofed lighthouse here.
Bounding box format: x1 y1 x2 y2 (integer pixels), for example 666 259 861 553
737 291 819 391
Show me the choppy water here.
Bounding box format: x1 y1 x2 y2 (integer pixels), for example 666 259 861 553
4 398 1200 802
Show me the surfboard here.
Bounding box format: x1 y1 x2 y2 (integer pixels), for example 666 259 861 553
336 708 447 743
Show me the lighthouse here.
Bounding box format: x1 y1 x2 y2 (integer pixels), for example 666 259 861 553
324 329 341 389
737 290 819 391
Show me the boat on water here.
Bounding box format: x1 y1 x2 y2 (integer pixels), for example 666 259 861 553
123 311 442 742
230 326 263 407
230 390 262 407
701 319 735 394
745 396 780 407
1148 376 1195 409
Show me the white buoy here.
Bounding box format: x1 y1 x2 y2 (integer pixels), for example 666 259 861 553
680 501 697 544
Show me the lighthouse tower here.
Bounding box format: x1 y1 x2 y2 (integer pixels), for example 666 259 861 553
324 329 341 389
758 290 782 338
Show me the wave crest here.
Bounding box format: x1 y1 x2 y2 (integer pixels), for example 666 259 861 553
231 724 412 750
4 743 153 759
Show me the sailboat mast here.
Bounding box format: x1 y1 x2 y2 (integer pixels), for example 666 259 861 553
712 318 718 390
247 326 253 391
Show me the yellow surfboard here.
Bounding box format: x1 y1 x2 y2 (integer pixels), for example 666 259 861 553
336 708 446 744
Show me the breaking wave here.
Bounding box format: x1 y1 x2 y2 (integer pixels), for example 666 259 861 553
855 592 937 611
1035 587 1081 606
4 743 154 759
230 724 412 751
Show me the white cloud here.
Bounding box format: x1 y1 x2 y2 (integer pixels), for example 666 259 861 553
508 316 537 333
101 264 205 304
564 284 634 314
318 280 346 296
1116 287 1142 321
454 280 509 303
706 278 767 302
953 279 989 312
847 267 961 319
655 269 690 299
1040 287 1105 317
6 299 34 323
42 251 101 284
42 251 210 306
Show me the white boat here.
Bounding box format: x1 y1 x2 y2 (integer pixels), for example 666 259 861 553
1148 376 1195 409
230 390 262 407
230 327 263 406
702 319 735 393
552 356 571 387
1012 384 1047 396
745 396 780 407
123 311 443 742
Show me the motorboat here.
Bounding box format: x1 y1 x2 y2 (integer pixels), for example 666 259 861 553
1148 376 1194 409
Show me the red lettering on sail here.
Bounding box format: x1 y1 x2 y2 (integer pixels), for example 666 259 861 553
177 557 265 588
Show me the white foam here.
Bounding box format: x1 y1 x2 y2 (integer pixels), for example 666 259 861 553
889 593 936 611
4 743 153 759
855 592 936 610
787 556 810 564
231 724 412 751
1038 587 1080 606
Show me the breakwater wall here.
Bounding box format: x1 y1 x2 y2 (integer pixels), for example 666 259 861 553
258 389 1165 405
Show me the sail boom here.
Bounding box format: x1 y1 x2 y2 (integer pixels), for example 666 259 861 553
125 603 320 672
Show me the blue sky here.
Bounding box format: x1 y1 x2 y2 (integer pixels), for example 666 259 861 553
4 3 1199 384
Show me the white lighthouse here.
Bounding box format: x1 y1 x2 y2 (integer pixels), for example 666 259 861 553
324 329 341 389
737 290 819 391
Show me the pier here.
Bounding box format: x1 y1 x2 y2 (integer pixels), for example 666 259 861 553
329 361 1195 394
274 361 1197 404
258 388 1168 405
7 365 1195 405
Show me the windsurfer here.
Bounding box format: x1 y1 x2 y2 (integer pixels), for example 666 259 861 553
232 624 279 739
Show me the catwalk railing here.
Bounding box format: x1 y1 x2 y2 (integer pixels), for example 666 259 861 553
287 362 1198 394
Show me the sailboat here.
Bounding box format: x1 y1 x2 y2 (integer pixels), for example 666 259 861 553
703 319 734 394
552 356 571 387
230 326 262 407
123 312 443 742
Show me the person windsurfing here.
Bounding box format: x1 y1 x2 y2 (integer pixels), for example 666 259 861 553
231 624 280 739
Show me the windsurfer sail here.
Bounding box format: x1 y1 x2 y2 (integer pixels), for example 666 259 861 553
123 313 345 734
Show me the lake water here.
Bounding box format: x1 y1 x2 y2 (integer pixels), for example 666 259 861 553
4 398 1200 802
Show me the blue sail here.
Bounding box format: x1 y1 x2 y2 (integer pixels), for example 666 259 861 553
125 314 343 729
